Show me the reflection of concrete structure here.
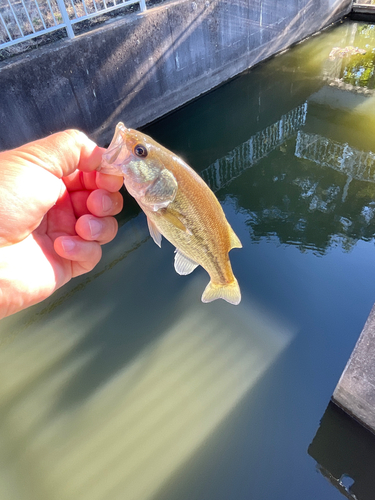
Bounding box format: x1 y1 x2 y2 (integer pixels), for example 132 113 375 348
309 84 375 112
201 85 375 197
201 102 308 191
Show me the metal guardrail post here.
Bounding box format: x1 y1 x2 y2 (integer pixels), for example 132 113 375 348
55 0 75 38
139 0 146 11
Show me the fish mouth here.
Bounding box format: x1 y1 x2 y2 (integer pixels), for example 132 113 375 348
98 122 131 176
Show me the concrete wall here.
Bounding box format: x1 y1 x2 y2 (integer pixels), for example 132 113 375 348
0 0 352 150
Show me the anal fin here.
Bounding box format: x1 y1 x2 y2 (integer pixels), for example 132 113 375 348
174 249 199 275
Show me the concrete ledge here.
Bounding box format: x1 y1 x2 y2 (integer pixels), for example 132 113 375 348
0 0 352 150
351 4 375 22
333 303 375 434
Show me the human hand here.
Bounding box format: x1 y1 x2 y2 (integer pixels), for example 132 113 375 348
0 130 124 319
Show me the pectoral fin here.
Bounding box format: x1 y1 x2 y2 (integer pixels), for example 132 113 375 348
174 249 199 275
147 217 162 247
162 210 192 235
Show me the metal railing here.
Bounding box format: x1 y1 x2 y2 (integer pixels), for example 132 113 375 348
0 0 145 49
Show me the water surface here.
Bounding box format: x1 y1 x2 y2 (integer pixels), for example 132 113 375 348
2 20 375 500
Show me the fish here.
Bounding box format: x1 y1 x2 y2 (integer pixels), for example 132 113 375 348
99 122 242 305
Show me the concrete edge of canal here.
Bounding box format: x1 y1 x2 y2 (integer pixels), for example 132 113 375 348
333 304 375 435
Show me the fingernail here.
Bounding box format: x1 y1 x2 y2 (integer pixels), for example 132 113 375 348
61 238 76 253
88 219 102 239
102 194 112 212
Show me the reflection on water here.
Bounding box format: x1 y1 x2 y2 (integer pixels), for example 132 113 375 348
200 103 308 191
341 25 375 89
202 98 375 253
2 19 375 500
194 22 375 255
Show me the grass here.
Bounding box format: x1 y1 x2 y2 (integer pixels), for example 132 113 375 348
0 0 96 43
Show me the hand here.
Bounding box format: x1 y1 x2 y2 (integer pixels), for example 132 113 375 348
0 130 124 319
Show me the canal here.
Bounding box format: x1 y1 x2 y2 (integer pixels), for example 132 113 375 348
1 19 375 500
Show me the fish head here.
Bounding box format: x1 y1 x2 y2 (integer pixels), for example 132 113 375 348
99 122 178 211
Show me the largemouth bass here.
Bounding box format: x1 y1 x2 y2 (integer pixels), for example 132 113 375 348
99 122 242 305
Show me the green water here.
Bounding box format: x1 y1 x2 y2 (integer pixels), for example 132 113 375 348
2 20 375 500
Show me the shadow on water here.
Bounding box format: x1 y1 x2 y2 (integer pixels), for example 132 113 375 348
3 18 375 500
309 402 375 500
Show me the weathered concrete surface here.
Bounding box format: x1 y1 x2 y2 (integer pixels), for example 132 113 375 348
333 303 375 434
0 0 352 149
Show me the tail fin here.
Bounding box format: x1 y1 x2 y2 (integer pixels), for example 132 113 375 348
201 278 241 305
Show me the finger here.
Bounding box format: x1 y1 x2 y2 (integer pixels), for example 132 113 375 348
47 187 77 236
87 189 123 217
63 170 98 191
96 172 124 192
75 215 118 245
69 191 91 218
14 130 104 178
64 171 123 193
54 236 102 277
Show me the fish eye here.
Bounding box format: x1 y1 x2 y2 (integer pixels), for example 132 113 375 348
134 144 148 158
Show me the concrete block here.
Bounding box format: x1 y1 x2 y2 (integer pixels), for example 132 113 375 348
333 303 375 434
